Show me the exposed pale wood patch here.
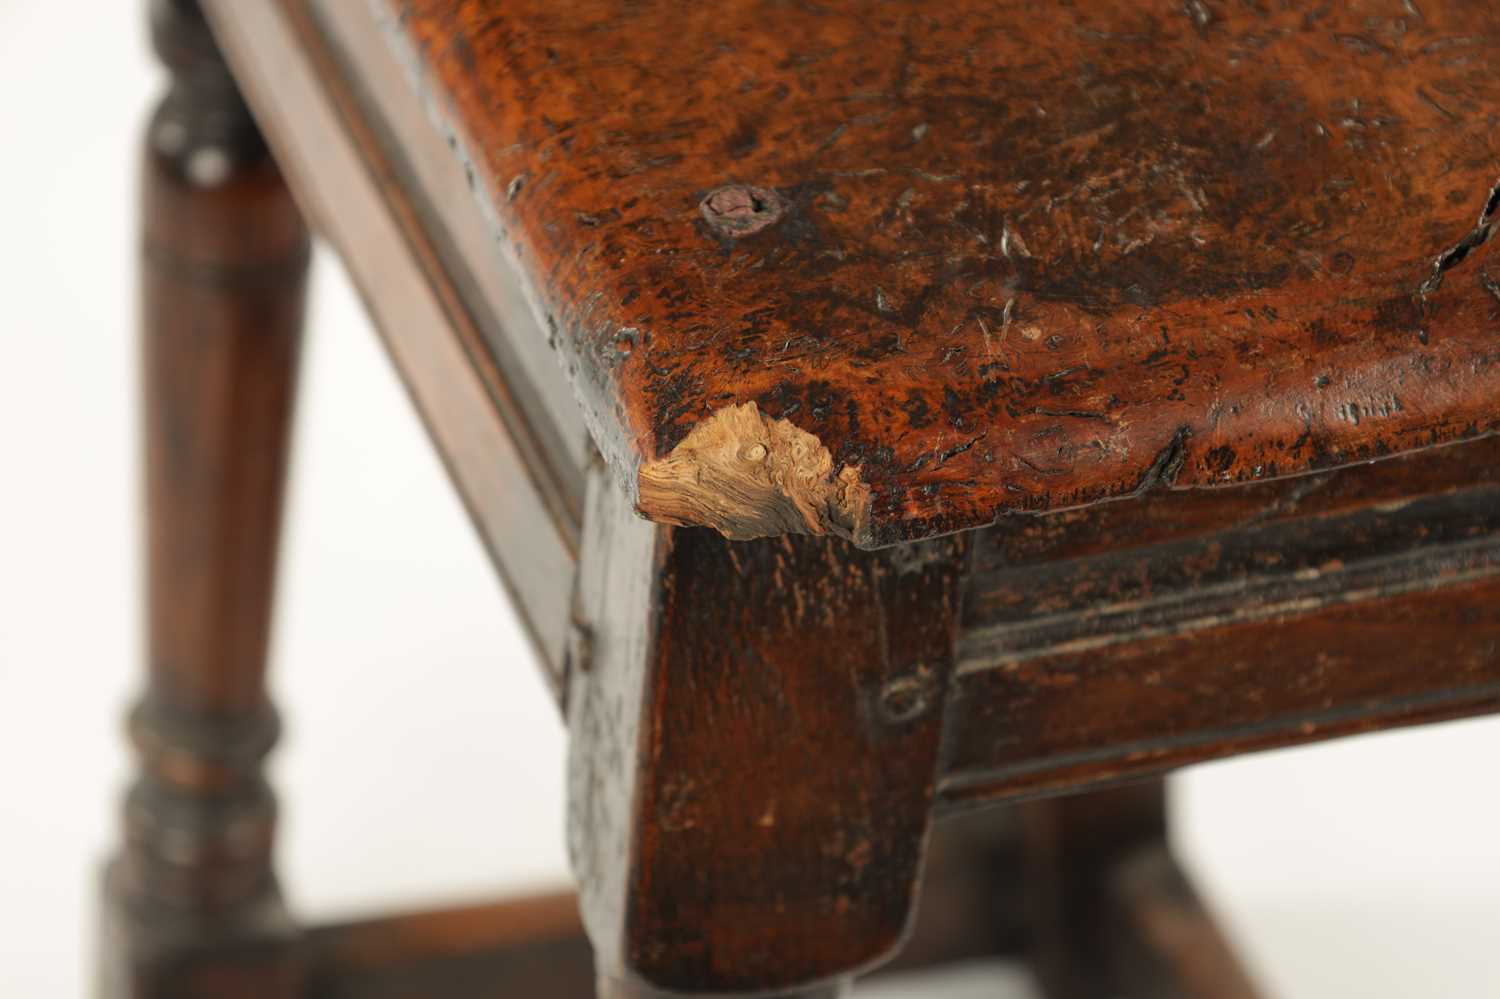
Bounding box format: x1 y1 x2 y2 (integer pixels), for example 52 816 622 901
636 402 871 541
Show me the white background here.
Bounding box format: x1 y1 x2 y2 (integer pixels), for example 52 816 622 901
1 2 1497 996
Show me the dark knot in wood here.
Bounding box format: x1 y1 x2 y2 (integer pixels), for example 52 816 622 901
700 184 784 237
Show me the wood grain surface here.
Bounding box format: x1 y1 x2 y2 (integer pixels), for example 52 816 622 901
568 468 968 994
371 0 1500 546
102 3 309 996
943 460 1500 805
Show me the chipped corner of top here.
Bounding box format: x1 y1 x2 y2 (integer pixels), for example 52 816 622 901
633 401 874 545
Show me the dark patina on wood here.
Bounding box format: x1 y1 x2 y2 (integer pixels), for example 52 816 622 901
378 0 1499 547
943 437 1500 805
113 0 1500 995
568 468 968 995
102 2 309 996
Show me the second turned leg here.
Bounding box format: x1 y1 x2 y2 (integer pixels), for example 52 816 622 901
99 2 310 996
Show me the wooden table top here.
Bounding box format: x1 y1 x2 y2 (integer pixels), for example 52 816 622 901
364 0 1499 547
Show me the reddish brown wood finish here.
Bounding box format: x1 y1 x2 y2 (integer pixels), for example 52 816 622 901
111 1 1500 996
943 470 1500 806
100 2 309 996
373 0 1500 547
569 469 968 995
970 434 1500 572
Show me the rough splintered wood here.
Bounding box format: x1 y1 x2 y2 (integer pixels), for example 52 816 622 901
637 401 871 540
378 0 1500 547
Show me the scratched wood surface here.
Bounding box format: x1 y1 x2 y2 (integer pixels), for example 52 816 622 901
370 0 1500 547
942 439 1500 805
568 467 969 994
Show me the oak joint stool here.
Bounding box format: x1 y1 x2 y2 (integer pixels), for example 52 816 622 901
101 1 1500 997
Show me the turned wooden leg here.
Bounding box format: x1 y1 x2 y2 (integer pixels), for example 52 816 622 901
98 2 310 996
566 469 968 997
1022 782 1263 999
